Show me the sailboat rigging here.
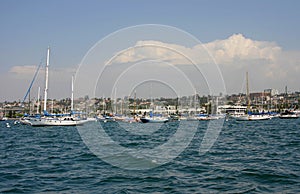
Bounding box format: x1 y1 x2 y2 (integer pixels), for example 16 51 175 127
233 72 271 121
22 47 89 126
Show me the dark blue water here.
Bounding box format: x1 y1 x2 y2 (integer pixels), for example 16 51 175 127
1 119 299 193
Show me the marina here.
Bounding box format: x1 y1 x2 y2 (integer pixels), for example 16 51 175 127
1 1 300 193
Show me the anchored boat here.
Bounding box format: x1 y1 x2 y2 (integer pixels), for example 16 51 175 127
23 47 88 126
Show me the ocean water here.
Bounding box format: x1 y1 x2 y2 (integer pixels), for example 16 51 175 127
0 119 299 193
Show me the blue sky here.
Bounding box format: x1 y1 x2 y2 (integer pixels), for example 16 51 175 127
1 0 300 101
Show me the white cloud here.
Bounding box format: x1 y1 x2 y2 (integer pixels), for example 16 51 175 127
111 34 300 93
113 40 192 65
9 65 75 76
2 34 300 101
0 65 76 101
9 65 41 75
113 34 282 66
205 33 281 64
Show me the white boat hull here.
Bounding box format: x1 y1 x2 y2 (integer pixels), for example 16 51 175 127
279 115 299 119
23 117 89 126
233 114 271 121
0 117 8 121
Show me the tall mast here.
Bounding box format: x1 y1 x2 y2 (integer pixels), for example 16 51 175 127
246 71 250 110
71 75 74 111
114 87 117 114
43 47 50 112
37 86 40 114
29 90 31 115
133 90 136 115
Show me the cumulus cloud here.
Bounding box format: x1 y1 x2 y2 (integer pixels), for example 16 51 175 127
2 34 299 101
111 34 300 93
113 40 193 65
9 65 40 75
9 65 75 75
205 33 281 64
112 34 282 66
1 64 76 101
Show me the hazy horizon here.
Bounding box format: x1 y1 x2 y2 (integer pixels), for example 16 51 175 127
1 1 300 101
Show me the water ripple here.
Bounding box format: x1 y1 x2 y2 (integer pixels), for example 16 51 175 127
0 119 299 193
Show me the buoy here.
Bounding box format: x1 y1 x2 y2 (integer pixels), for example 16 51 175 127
6 123 11 128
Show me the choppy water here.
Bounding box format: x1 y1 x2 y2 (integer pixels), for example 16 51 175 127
1 119 299 193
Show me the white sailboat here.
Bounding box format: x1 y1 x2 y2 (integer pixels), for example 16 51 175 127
233 72 271 121
24 47 88 126
234 113 271 121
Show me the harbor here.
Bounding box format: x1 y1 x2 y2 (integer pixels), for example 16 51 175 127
1 1 300 193
1 89 300 123
2 56 299 123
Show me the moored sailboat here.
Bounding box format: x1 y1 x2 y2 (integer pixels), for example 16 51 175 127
23 47 88 126
234 112 271 121
140 111 168 123
233 72 271 121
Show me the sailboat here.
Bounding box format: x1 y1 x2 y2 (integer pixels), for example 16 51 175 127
140 111 169 123
233 72 271 121
23 47 88 126
235 112 271 121
140 87 168 123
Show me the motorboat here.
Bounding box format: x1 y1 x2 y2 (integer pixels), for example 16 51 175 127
140 117 168 123
279 110 299 119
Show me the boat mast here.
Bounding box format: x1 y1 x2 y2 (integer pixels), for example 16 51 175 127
246 71 250 111
133 90 136 115
43 47 50 113
29 90 31 115
114 87 117 114
71 75 74 112
121 97 124 115
37 86 40 114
